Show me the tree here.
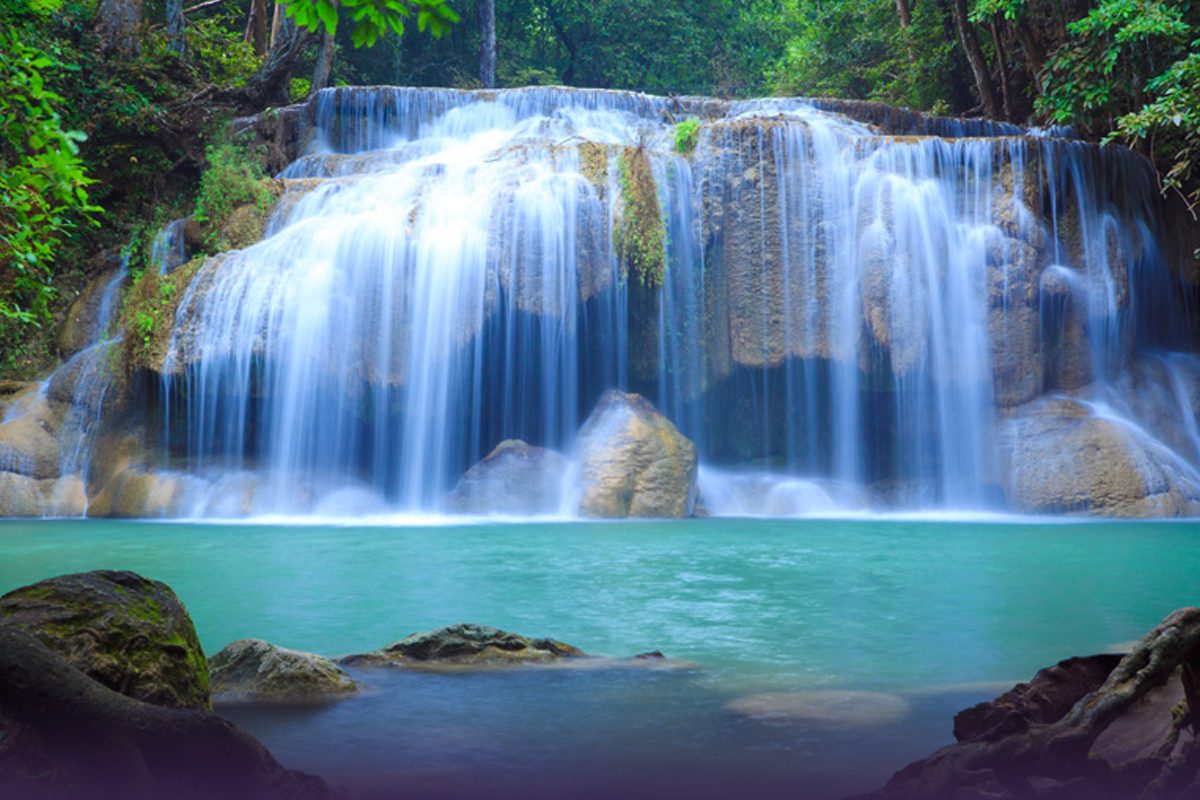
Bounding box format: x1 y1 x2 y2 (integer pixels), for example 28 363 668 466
166 0 186 56
480 0 496 88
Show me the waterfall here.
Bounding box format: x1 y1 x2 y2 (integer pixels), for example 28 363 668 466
137 86 1197 517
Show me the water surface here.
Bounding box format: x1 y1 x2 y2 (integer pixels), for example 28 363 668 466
1 517 1195 798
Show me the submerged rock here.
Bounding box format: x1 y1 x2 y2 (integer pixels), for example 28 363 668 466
726 691 910 726
444 439 568 514
209 639 357 704
857 607 1200 800
0 570 210 710
340 623 585 669
574 390 698 518
999 396 1200 516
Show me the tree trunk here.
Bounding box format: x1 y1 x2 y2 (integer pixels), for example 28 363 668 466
244 0 269 56
1015 16 1046 92
990 23 1012 121
165 0 185 57
479 0 496 88
950 0 999 119
95 0 145 55
311 3 338 94
242 10 314 108
894 0 912 28
270 0 285 48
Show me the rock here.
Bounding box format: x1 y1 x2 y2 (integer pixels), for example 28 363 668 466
444 439 568 514
0 414 60 479
0 570 210 710
57 268 125 357
208 639 357 704
0 625 340 800
953 654 1123 742
340 623 585 669
0 472 44 516
856 607 1200 800
574 390 698 518
726 691 911 726
88 466 187 517
220 202 268 250
999 397 1200 516
38 475 87 517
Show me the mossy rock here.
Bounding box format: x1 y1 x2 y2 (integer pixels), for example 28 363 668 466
0 570 210 710
339 623 585 669
209 639 358 704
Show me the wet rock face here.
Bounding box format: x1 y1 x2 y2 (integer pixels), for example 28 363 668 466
209 639 358 704
445 439 568 514
0 414 60 480
999 397 1200 516
953 654 1123 742
340 623 585 668
857 607 1200 800
57 265 124 358
0 472 44 516
574 390 698 518
0 571 210 711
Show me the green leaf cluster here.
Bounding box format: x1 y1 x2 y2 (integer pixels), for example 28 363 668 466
0 22 100 326
673 119 702 155
284 0 460 49
193 141 273 253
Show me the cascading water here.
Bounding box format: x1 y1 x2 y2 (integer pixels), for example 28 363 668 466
138 86 1198 517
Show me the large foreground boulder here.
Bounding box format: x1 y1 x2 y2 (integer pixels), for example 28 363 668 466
209 639 358 704
999 397 1200 516
573 390 698 518
0 570 210 711
856 607 1200 800
340 623 585 669
444 439 568 514
0 624 339 800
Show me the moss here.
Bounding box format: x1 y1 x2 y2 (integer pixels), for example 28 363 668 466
614 146 668 288
117 257 205 374
673 118 702 155
578 141 609 197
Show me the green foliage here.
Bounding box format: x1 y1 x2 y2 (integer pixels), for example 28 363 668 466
118 256 203 370
615 146 667 288
284 0 460 48
184 10 264 87
769 0 955 111
673 119 702 155
1037 0 1195 131
289 77 313 103
193 141 273 252
0 20 100 327
1113 45 1200 211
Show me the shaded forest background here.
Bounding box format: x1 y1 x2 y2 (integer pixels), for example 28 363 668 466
2 0 1198 377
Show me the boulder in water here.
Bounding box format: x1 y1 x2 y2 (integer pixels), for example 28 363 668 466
574 390 698 518
999 396 1200 516
445 439 567 514
0 570 210 711
855 607 1200 800
340 623 585 669
0 610 339 800
209 639 358 704
726 691 911 726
